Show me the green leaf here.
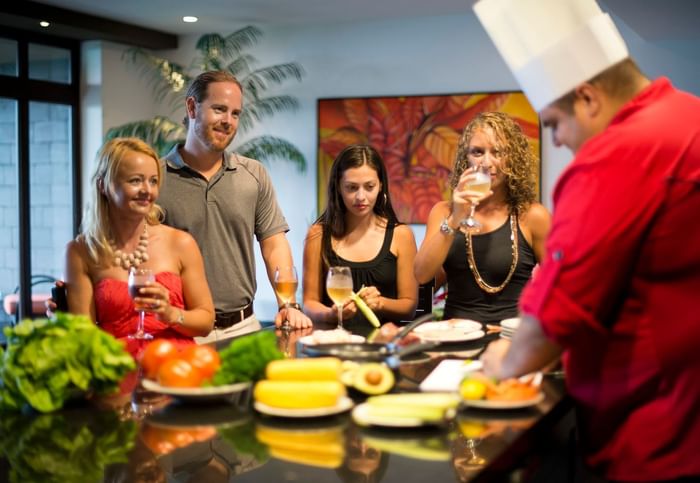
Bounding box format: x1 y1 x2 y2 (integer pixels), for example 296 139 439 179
105 116 186 157
237 136 306 173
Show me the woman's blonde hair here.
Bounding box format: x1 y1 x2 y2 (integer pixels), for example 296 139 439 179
449 111 538 215
81 137 163 266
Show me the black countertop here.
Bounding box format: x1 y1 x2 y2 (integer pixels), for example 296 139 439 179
0 325 572 482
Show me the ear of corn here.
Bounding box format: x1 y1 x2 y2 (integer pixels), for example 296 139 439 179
266 357 342 381
254 380 345 409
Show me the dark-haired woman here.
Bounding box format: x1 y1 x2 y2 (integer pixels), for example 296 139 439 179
303 145 418 329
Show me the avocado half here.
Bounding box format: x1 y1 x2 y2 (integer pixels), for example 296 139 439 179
353 363 395 395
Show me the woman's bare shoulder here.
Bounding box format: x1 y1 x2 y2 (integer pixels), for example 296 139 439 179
521 202 551 227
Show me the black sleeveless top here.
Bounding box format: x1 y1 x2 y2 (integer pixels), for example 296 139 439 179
323 224 398 328
443 217 536 324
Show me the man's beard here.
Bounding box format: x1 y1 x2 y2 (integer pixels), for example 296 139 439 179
195 120 235 152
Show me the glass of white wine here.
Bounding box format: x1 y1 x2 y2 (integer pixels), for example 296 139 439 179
274 266 298 331
326 266 353 331
460 163 492 233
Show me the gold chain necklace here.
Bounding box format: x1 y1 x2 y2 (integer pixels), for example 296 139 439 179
464 213 519 294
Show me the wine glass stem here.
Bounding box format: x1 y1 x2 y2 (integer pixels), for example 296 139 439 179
469 204 477 220
337 304 343 330
137 310 145 337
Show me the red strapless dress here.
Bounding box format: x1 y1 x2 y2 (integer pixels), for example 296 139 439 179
94 272 195 356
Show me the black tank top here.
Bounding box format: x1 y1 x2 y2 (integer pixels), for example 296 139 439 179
323 224 398 328
443 217 536 324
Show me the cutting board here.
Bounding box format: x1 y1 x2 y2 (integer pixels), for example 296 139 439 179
419 359 482 392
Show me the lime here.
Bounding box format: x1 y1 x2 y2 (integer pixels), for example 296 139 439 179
460 378 487 400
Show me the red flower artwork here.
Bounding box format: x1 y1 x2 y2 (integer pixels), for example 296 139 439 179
318 92 539 223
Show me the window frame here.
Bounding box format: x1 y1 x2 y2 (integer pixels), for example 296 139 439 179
0 26 81 320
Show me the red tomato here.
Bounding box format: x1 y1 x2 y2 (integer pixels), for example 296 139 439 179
141 339 179 379
180 345 221 380
157 358 203 388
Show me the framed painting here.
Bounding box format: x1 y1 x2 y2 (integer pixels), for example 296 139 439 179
317 92 539 223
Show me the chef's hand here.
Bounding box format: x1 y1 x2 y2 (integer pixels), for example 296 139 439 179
275 306 313 329
480 338 511 380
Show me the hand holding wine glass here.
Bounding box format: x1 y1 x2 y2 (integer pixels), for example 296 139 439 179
458 163 492 233
326 266 353 331
128 267 155 340
274 266 298 331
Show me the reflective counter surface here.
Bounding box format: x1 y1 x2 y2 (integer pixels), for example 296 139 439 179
0 325 571 482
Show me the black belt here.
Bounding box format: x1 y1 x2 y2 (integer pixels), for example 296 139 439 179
215 304 254 329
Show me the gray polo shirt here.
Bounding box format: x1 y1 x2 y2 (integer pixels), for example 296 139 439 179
160 145 289 313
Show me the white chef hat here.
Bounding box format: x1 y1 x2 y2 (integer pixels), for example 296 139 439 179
473 0 629 111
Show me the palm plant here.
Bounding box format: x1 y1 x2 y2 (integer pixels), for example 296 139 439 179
105 26 306 172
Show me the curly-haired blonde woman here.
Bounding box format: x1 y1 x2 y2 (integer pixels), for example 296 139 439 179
414 112 550 324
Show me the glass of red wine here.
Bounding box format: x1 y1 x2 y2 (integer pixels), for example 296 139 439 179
128 267 155 340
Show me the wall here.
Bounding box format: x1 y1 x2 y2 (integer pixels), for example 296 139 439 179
94 12 700 321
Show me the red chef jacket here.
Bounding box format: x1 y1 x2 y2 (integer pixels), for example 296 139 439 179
520 78 700 481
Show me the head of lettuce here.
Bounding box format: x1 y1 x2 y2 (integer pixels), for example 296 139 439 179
0 313 136 413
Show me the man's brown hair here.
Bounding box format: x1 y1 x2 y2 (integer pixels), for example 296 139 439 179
554 58 643 113
183 71 243 126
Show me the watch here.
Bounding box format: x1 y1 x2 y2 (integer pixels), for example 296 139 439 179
279 302 302 312
439 217 457 236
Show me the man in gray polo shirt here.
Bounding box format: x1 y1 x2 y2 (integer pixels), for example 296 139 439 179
159 70 311 341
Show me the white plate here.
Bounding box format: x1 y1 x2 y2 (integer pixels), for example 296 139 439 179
352 402 454 427
414 319 482 334
142 379 251 402
254 396 354 418
500 318 521 330
298 334 366 345
418 329 485 344
463 392 545 410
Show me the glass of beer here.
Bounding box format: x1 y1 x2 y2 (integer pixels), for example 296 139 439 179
460 163 492 233
326 266 353 330
274 266 298 331
128 267 155 340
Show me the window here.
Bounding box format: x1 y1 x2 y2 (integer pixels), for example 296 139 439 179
0 28 81 323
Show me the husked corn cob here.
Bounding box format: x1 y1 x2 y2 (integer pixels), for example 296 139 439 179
266 357 342 381
254 380 345 408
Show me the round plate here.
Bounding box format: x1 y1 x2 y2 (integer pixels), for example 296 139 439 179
500 318 521 330
141 379 251 403
352 403 453 428
418 329 485 344
414 319 482 334
298 334 365 345
254 396 354 418
462 392 545 410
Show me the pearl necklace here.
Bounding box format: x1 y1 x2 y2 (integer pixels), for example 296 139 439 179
110 224 149 271
464 213 519 294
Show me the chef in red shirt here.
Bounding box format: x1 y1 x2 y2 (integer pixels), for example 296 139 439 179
473 0 700 481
